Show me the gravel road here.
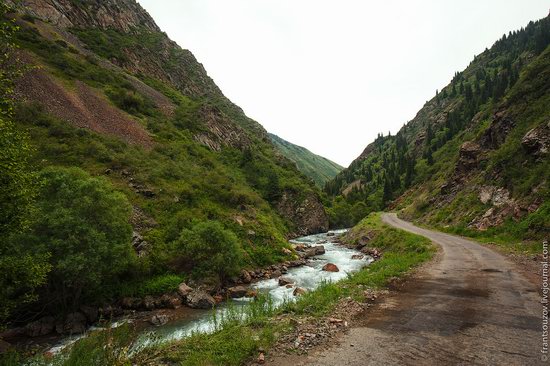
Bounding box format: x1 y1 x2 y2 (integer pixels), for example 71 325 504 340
301 213 543 366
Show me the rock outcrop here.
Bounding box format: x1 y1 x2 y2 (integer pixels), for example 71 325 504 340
276 191 329 236
522 121 550 157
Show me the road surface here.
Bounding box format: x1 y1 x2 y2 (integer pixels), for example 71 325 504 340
303 213 543 366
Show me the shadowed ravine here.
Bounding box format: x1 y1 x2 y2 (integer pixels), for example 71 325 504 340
299 213 542 366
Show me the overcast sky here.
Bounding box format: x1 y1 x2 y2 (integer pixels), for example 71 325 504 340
138 0 548 167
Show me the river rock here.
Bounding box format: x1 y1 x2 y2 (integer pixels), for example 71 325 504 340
80 306 98 324
240 270 252 284
294 244 307 252
304 248 317 258
56 312 87 335
293 287 307 296
313 245 326 255
227 286 248 298
177 282 193 298
143 296 157 310
322 263 340 272
257 352 265 364
327 232 335 237
351 254 364 260
150 314 170 327
246 289 258 298
278 276 294 286
282 247 293 256
186 290 216 309
160 293 182 309
25 316 55 337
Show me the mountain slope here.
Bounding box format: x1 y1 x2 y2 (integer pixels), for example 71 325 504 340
1 0 329 322
325 15 550 241
269 133 343 187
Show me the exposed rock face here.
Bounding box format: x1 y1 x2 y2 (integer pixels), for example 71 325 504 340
276 191 329 236
227 286 248 298
479 111 516 149
192 105 251 151
6 0 160 32
522 121 550 157
177 282 193 298
456 141 484 173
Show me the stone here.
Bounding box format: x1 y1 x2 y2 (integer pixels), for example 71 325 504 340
56 312 87 335
304 248 317 258
143 296 157 310
0 339 12 353
282 248 292 255
351 254 364 260
257 352 265 364
312 245 326 255
80 306 98 324
278 276 295 286
186 290 216 309
246 289 258 298
240 270 252 284
121 297 142 310
150 314 170 327
271 269 282 278
322 263 339 272
160 293 182 309
25 316 55 337
213 295 224 304
227 286 248 298
293 287 307 296
521 121 549 157
177 282 193 298
327 232 335 237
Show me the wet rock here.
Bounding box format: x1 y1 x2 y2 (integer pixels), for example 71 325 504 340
150 314 170 327
322 263 340 272
56 312 87 335
160 293 182 309
313 245 326 255
304 248 317 258
271 269 282 278
293 287 307 296
213 295 224 304
294 244 307 252
227 286 248 298
25 316 55 337
186 290 216 309
351 254 364 260
327 232 335 237
80 306 98 324
177 282 193 298
240 270 252 284
278 277 295 286
143 296 157 310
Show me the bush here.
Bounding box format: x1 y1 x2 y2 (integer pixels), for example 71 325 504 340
176 221 243 283
25 167 135 309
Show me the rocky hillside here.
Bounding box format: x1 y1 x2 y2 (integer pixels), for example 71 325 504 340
325 15 549 240
1 0 330 323
269 133 343 187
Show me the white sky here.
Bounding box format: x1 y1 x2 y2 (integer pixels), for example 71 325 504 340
138 0 548 167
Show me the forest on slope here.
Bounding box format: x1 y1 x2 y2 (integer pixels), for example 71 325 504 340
325 15 550 243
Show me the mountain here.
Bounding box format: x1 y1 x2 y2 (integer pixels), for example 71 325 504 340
1 0 329 321
325 15 550 241
269 133 344 187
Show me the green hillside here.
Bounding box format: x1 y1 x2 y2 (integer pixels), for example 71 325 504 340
325 16 550 243
269 133 344 187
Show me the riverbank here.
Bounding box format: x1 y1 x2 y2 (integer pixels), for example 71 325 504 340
2 213 434 365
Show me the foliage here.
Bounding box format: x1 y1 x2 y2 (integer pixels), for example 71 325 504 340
176 221 244 283
22 167 135 309
118 274 184 298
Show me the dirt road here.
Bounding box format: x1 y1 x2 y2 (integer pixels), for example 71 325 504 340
301 213 543 366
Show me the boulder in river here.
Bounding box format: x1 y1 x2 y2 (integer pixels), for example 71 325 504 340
322 263 340 272
186 290 216 309
150 314 170 327
278 276 295 286
351 254 364 260
227 286 248 298
143 296 157 310
293 287 307 296
313 245 326 255
240 270 252 284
